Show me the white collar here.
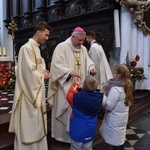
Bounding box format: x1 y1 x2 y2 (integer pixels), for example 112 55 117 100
29 38 40 47
66 37 81 52
91 40 96 46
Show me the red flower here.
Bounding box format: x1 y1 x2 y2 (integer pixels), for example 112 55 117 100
140 68 144 74
135 55 140 61
130 60 137 67
0 64 16 91
1 64 8 68
2 80 6 85
138 74 143 79
0 68 3 73
126 54 147 84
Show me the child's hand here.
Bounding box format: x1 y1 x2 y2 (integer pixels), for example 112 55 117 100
100 82 107 93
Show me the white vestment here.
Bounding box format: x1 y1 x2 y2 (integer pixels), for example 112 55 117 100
9 39 48 150
47 37 95 143
88 42 113 89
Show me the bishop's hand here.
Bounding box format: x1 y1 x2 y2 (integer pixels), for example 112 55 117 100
90 68 97 76
70 71 81 78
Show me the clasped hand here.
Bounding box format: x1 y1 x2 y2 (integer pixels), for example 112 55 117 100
42 70 51 80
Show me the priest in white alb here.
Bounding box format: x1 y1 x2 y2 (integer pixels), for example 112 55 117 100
47 27 97 143
9 22 51 150
86 30 113 89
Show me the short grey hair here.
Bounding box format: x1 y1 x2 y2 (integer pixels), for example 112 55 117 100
71 31 86 36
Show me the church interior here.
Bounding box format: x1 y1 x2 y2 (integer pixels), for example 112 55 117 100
0 0 150 150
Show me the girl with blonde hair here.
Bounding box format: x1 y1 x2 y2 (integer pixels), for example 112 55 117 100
100 64 133 150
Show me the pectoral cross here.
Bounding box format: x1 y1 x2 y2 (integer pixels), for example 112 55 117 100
74 52 83 85
74 52 81 73
76 60 81 67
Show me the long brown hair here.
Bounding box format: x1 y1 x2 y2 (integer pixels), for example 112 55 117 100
114 64 133 106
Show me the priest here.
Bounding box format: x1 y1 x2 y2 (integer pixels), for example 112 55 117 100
9 21 51 150
47 27 96 143
86 30 113 89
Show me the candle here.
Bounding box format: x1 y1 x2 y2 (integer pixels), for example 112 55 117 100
114 9 121 48
0 47 2 56
15 65 18 75
3 47 6 56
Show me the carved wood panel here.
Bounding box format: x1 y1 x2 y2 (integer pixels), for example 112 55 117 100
116 0 150 34
4 0 117 67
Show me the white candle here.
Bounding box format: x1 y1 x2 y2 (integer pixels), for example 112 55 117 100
114 9 121 48
0 47 2 56
3 47 6 56
15 65 18 76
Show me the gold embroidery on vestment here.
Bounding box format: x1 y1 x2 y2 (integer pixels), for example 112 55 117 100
36 58 42 64
73 50 83 84
14 91 23 113
41 105 47 135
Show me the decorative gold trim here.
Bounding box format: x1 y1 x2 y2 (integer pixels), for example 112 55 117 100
31 44 43 106
31 45 38 70
8 20 18 40
36 58 42 64
41 105 47 135
14 91 23 113
116 0 150 34
22 135 46 144
33 83 42 106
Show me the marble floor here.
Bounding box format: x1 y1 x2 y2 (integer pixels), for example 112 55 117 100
93 107 150 150
47 107 150 150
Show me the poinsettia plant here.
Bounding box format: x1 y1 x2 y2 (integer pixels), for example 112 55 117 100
129 55 140 67
0 64 16 91
126 54 147 84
